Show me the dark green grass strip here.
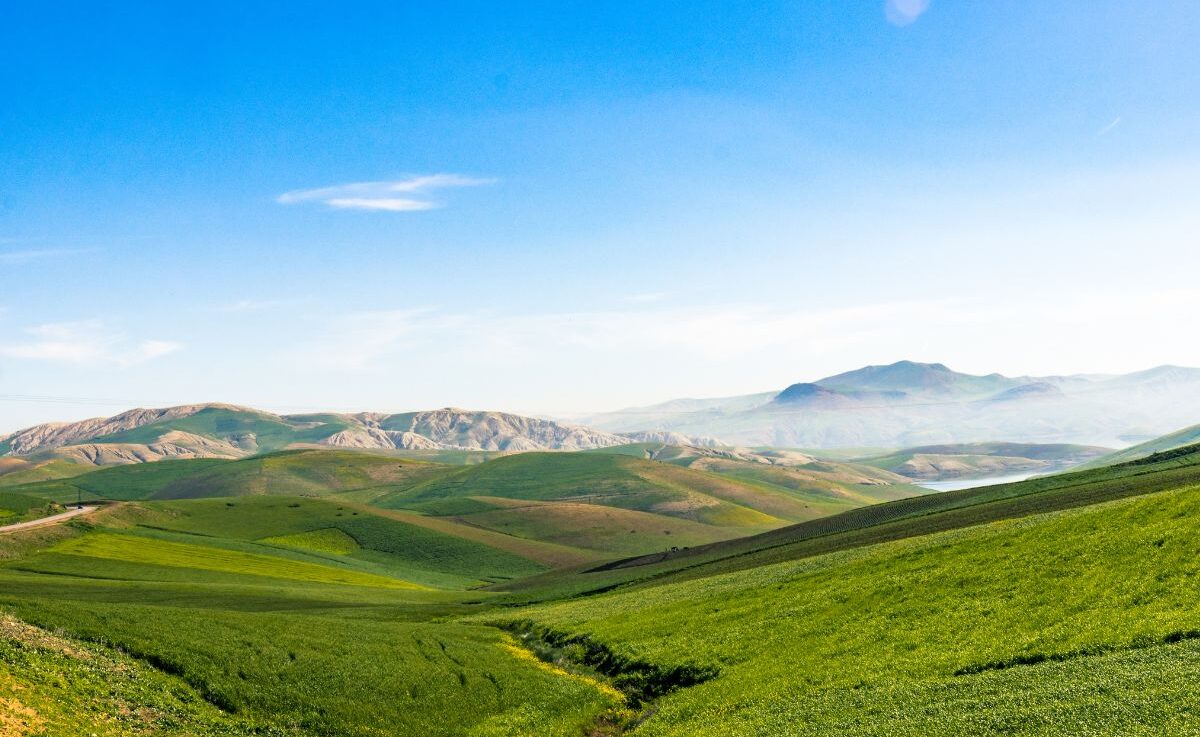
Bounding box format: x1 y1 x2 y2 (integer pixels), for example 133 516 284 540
578 447 1200 588
955 628 1200 676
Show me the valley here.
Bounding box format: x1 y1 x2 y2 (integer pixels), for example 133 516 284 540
4 411 1200 735
7 3 1195 734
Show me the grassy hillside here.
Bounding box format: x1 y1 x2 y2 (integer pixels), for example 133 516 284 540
1080 422 1200 469
3 439 1200 734
137 496 547 586
854 441 1111 480
0 448 923 560
591 443 918 514
90 406 352 453
489 447 1200 734
492 441 1200 602
0 502 623 736
0 458 91 487
0 490 60 524
4 450 447 504
378 450 912 524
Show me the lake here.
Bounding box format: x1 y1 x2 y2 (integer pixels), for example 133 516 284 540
918 473 1039 492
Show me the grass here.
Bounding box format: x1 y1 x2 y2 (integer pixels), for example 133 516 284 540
0 458 91 487
8 441 1200 734
262 527 361 554
0 516 621 736
46 532 426 589
489 477 1200 735
0 612 278 736
854 442 1110 479
1 449 450 504
0 600 620 737
455 499 744 555
494 443 1200 602
0 490 63 526
1080 422 1200 469
140 496 549 586
4 447 927 561
89 406 353 453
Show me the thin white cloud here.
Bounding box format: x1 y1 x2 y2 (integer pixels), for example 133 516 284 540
885 0 930 26
621 292 673 304
1097 117 1122 137
299 290 1200 386
325 197 435 212
0 320 182 366
212 298 298 313
277 175 494 212
0 248 98 264
300 301 949 373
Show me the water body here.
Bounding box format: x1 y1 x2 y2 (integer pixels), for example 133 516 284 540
918 473 1039 493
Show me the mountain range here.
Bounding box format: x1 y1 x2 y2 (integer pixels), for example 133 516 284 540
0 403 719 466
574 360 1200 448
5 361 1200 471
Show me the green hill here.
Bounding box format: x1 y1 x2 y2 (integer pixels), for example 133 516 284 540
0 458 92 487
3 447 926 561
483 442 1200 734
0 490 57 523
1078 422 1200 469
4 450 447 504
8 441 1200 735
0 498 620 736
90 406 353 453
853 441 1112 480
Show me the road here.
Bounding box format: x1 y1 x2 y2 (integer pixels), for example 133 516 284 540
0 505 97 534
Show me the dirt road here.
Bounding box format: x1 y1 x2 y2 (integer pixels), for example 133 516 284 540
0 505 96 534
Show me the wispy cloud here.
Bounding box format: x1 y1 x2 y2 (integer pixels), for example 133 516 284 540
299 301 950 372
0 320 183 366
621 292 672 304
0 248 98 264
885 0 930 26
212 298 298 313
1097 116 1122 137
277 174 495 212
298 290 1200 383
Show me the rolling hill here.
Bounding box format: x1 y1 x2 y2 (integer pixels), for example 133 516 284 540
574 360 1200 448
2 446 924 562
1076 421 1200 469
851 441 1112 480
0 404 680 470
5 432 1200 734
488 442 1200 735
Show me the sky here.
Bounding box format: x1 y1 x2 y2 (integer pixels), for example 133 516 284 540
2 0 1200 432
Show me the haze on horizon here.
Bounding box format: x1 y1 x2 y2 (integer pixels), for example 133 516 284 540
2 2 1199 432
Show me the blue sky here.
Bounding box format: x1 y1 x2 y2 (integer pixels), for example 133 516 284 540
2 1 1200 430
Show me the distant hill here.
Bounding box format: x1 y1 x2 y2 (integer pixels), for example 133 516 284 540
1076 422 1200 470
574 360 1200 448
3 447 924 560
852 442 1112 480
1 404 698 469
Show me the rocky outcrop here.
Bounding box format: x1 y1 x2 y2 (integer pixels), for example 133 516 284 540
619 431 724 448
2 403 635 463
372 409 630 451
321 428 444 450
0 404 250 456
55 431 246 466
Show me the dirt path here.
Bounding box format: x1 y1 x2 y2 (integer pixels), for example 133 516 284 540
0 506 96 535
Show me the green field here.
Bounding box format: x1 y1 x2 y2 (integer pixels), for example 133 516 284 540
5 443 1200 734
491 476 1200 734
3 448 929 561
